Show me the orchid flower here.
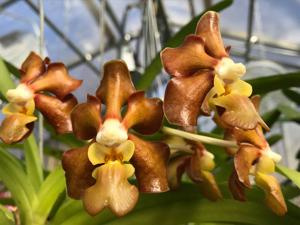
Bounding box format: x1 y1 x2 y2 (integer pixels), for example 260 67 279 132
62 60 170 216
218 96 287 216
165 136 222 201
0 52 82 144
161 11 268 132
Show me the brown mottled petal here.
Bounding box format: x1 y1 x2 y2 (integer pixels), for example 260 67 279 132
197 171 222 201
122 91 163 135
30 63 82 99
212 94 269 130
62 145 95 199
71 95 101 140
96 60 135 119
129 134 170 193
195 11 228 58
0 114 36 144
231 127 267 149
83 161 139 217
164 71 214 131
167 155 190 190
160 35 218 77
34 94 77 134
255 172 287 216
20 52 46 83
228 170 246 201
234 144 260 188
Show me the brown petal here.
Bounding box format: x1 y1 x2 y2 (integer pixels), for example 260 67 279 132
160 35 218 77
228 170 246 201
122 91 163 135
197 171 222 201
255 172 287 216
71 95 101 140
129 134 170 193
96 60 135 119
195 11 228 58
223 129 238 155
231 126 267 149
234 144 260 188
62 145 95 199
167 155 190 190
0 114 36 144
213 94 269 130
30 63 82 99
164 71 214 131
34 94 78 134
250 95 261 111
20 52 46 83
83 162 139 217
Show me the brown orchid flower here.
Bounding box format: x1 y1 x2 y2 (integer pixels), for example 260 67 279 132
161 11 268 132
62 60 170 217
0 52 82 144
219 96 287 216
165 136 222 201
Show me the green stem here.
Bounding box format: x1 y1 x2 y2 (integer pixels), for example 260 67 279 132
162 126 238 148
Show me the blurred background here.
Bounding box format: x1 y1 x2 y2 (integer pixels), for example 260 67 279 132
0 0 299 168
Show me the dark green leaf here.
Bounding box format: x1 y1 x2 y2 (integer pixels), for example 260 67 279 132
282 89 300 105
278 105 300 123
262 109 281 128
267 134 282 146
248 72 300 95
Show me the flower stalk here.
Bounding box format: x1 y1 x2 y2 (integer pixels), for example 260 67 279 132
162 126 238 148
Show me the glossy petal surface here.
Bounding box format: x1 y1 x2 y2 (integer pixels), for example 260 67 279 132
122 91 163 135
35 94 78 134
62 145 95 199
20 52 46 83
164 71 214 131
71 95 101 140
129 134 170 193
161 35 218 77
96 60 135 119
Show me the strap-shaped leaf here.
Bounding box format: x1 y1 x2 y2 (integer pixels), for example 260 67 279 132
276 164 300 189
0 205 15 225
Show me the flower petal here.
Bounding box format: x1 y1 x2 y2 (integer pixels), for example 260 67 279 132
164 71 214 131
122 91 163 135
62 145 95 199
129 134 170 193
255 172 287 216
0 114 36 144
83 161 139 217
231 126 267 149
161 35 218 77
30 63 82 99
34 94 77 134
96 60 135 119
234 144 260 188
115 140 135 161
228 170 246 201
20 52 46 83
88 142 111 165
212 94 269 130
186 144 222 201
195 11 228 58
2 99 35 116
167 155 190 190
71 95 101 140
226 79 252 97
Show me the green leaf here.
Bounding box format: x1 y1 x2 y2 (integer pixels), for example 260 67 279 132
276 164 300 189
282 89 300 105
267 134 282 146
248 72 300 95
0 58 15 100
33 167 65 225
24 135 44 191
0 205 15 225
136 0 233 90
0 147 36 224
262 109 281 129
51 183 298 225
277 105 300 123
